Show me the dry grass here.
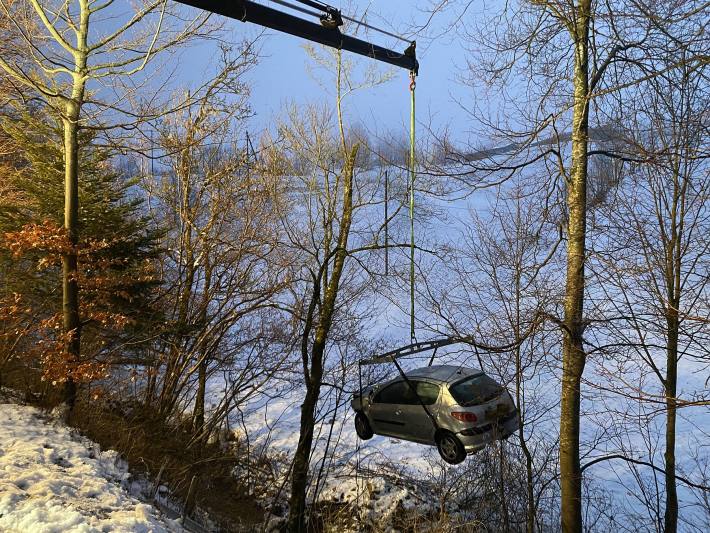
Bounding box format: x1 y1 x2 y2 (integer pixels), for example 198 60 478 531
1 359 265 532
70 397 265 531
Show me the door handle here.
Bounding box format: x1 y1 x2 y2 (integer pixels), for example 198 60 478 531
395 409 402 416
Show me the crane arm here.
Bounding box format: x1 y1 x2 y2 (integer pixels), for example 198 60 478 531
174 0 418 72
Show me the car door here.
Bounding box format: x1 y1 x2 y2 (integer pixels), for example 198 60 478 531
393 380 440 444
369 380 440 443
368 381 409 437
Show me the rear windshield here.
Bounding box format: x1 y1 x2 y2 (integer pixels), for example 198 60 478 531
448 374 502 406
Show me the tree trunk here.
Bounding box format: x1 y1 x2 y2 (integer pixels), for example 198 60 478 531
513 240 536 533
499 441 510 532
288 373 323 533
193 359 207 437
62 3 89 409
62 111 81 409
516 343 536 533
663 194 681 532
559 2 590 531
663 312 678 533
145 368 157 405
193 259 212 445
159 176 195 416
287 145 358 533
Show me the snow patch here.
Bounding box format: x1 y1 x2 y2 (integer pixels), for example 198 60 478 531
0 403 184 533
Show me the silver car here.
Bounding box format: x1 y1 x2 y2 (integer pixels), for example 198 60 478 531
351 365 520 464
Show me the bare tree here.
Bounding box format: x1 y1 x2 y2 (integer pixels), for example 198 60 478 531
257 44 400 530
137 52 293 446
277 98 360 532
421 173 564 532
590 47 709 532
417 0 697 528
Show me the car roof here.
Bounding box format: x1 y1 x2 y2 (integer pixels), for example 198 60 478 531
404 365 483 384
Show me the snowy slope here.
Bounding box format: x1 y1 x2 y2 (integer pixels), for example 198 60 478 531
0 403 184 533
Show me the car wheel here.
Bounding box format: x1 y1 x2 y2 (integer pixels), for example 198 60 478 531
355 413 373 440
437 431 466 464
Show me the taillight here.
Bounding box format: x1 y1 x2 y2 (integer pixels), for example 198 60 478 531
451 411 477 423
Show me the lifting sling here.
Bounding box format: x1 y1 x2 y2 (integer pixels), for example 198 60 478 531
409 71 417 342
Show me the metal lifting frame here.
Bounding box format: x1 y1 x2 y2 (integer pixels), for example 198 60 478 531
173 0 418 73
356 336 477 434
358 336 474 366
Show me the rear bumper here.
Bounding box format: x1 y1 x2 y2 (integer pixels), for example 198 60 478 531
458 410 520 453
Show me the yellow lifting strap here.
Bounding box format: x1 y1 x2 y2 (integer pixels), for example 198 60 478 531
409 70 416 342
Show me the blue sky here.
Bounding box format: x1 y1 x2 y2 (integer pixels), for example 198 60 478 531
178 1 482 144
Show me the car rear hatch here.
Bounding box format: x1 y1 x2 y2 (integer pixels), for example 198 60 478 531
447 374 516 434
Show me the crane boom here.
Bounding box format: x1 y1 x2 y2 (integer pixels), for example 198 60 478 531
174 0 418 72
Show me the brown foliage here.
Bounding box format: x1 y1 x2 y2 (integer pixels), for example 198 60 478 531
1 220 155 385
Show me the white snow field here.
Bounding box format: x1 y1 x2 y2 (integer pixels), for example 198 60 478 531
0 403 184 533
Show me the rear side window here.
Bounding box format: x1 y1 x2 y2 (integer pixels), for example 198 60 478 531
449 374 502 406
414 381 440 405
373 381 408 404
373 380 440 405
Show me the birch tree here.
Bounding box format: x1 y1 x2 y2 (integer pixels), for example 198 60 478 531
0 0 211 407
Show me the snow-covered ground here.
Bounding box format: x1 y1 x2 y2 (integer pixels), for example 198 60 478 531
0 403 184 533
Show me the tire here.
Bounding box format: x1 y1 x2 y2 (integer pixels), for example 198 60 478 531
436 431 466 465
355 412 374 440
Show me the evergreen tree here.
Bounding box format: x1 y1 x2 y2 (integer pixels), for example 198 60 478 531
0 109 161 392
